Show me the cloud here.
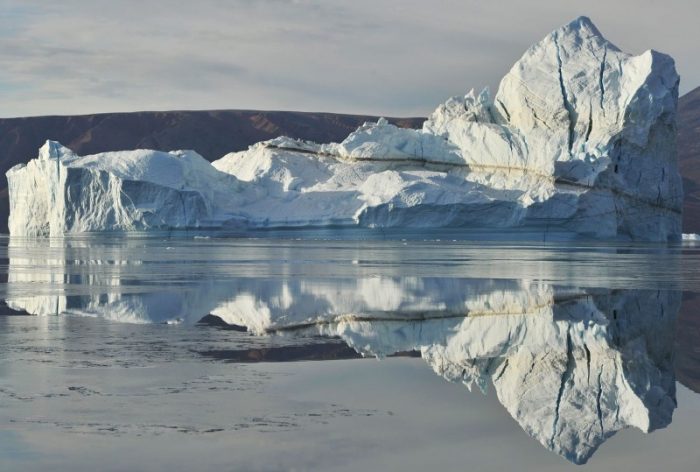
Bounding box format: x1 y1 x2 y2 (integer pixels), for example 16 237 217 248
1 0 698 118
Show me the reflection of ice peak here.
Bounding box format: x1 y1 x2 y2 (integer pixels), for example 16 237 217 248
489 312 675 464
276 289 678 464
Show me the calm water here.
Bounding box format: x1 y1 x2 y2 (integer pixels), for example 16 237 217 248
1 233 700 471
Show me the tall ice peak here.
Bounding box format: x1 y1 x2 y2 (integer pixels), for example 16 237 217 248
556 15 609 44
38 140 74 161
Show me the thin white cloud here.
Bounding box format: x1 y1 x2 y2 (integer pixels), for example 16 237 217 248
1 0 698 118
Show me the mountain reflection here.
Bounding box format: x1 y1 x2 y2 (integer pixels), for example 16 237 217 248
1 237 687 464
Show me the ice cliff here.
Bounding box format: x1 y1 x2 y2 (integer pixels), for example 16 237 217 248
6 17 682 240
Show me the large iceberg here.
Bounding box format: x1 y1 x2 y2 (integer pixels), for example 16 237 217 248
6 17 682 240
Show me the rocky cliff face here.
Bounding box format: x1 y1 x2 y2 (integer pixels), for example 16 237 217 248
677 86 700 232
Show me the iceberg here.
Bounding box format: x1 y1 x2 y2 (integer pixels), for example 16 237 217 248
5 17 682 240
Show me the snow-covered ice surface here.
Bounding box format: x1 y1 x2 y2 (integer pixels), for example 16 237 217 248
3 235 699 465
6 17 683 240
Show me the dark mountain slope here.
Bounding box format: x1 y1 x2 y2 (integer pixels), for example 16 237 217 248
678 86 700 232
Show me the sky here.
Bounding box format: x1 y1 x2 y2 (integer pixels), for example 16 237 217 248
1 0 698 118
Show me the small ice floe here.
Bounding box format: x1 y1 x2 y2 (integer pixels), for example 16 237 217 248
682 233 700 241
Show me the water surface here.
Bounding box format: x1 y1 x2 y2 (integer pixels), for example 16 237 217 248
1 234 700 470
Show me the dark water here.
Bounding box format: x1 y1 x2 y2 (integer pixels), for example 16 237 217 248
1 234 700 471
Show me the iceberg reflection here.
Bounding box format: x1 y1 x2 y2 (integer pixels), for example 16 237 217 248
1 237 683 464
267 288 679 464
